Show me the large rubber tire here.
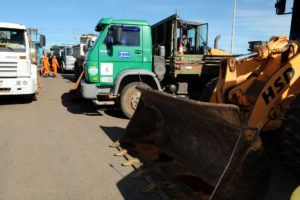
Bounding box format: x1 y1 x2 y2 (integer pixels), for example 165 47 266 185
198 77 219 102
120 82 150 119
61 62 65 74
74 61 82 80
24 93 37 103
280 95 300 175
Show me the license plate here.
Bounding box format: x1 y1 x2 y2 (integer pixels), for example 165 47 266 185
0 81 2 87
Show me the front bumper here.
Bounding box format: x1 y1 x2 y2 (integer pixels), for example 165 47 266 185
0 77 36 95
80 79 112 99
64 63 75 71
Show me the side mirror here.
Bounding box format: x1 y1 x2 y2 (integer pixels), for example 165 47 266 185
40 34 46 47
275 0 286 15
113 26 122 45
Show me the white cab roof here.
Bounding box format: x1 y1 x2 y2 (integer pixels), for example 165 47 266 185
0 22 26 30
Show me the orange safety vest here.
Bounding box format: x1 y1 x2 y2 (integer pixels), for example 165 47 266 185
52 58 59 68
42 57 50 68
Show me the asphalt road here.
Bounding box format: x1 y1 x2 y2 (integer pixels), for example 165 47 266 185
0 73 159 200
0 73 298 200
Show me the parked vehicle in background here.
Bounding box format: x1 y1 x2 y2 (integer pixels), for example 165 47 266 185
73 34 97 79
51 47 63 70
27 28 45 67
61 46 75 73
0 22 43 101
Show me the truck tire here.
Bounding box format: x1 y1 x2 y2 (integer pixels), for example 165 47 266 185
198 77 219 102
61 62 65 74
24 93 37 103
74 61 82 80
120 82 151 119
280 95 300 175
32 93 38 101
74 62 79 80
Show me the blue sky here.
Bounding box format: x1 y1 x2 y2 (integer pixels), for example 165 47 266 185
1 0 293 54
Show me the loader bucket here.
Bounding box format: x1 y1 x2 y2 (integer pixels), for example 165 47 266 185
118 87 270 200
69 71 84 100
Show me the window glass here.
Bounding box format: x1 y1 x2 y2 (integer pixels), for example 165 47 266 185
0 29 25 52
104 26 140 46
197 24 208 49
66 48 73 56
187 28 196 47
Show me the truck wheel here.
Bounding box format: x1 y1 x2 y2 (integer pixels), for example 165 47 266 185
61 63 65 74
32 93 38 101
74 61 82 80
24 93 37 103
280 95 300 175
120 82 150 119
74 62 79 80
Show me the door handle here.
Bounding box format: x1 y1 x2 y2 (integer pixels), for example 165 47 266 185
135 50 143 54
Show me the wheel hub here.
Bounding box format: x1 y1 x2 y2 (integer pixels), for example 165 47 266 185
131 92 141 110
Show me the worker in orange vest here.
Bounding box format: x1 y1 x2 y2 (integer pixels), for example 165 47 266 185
51 55 59 77
41 53 50 77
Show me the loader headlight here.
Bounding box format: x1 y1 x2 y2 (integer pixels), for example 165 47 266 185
16 81 21 86
23 81 28 86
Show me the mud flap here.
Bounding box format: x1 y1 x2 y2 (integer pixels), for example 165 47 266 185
118 87 270 200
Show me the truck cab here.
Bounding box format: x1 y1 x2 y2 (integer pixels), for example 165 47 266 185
73 34 97 79
81 18 160 117
62 46 75 72
0 22 38 101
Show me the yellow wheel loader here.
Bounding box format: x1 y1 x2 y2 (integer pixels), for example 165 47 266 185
111 0 300 199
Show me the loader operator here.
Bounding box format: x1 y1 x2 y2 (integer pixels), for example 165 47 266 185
178 32 190 53
42 52 50 77
51 55 59 78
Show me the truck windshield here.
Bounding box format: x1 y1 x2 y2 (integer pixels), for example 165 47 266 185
66 48 73 56
0 28 26 52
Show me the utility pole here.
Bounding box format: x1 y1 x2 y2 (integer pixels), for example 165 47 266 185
73 28 77 44
230 0 237 54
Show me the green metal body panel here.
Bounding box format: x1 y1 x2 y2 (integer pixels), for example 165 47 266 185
85 18 152 87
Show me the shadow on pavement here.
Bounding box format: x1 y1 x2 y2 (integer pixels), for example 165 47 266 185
0 95 34 105
100 126 124 142
100 126 159 200
96 104 127 119
116 170 160 200
61 92 102 116
104 109 128 119
61 74 77 83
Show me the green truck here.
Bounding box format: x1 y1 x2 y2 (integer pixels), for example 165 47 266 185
80 14 229 118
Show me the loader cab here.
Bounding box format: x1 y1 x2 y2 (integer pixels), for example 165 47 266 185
152 14 208 59
177 20 208 55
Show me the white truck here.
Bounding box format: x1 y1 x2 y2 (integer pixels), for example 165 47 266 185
0 22 39 101
73 34 97 79
61 46 75 73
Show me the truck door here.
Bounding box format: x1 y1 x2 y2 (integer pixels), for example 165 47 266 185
98 25 143 85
